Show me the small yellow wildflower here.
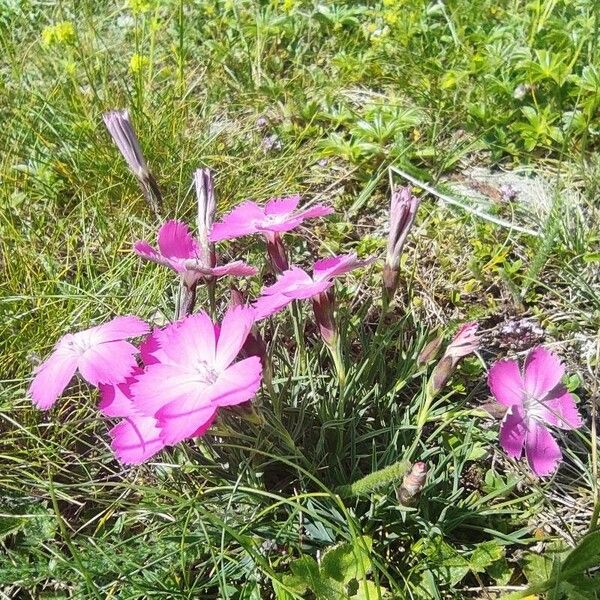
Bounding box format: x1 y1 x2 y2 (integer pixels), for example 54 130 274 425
129 53 149 74
41 21 75 46
128 0 151 15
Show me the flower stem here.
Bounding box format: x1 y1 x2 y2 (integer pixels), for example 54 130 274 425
290 300 306 370
176 280 196 319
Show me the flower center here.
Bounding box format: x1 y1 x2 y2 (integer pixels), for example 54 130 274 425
259 213 287 226
65 334 94 355
195 361 218 385
523 391 546 421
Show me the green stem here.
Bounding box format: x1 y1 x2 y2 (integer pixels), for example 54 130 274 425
48 470 102 600
290 301 305 371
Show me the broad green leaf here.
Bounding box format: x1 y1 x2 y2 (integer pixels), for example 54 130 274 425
354 580 384 599
289 555 321 590
486 557 513 586
322 536 373 583
469 541 505 572
560 531 600 582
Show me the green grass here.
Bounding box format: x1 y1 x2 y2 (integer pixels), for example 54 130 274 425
1 0 599 598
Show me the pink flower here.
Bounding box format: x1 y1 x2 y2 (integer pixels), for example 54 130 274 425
210 196 333 273
130 306 262 446
210 196 333 242
253 254 373 320
29 316 149 410
134 220 256 287
99 369 167 465
488 347 583 477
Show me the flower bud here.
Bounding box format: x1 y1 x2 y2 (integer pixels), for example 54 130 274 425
312 289 337 347
194 168 216 268
397 462 427 506
428 322 479 395
265 232 289 273
417 332 443 367
103 110 162 215
384 186 420 296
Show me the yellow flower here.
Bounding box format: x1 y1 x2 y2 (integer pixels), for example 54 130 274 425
128 0 151 14
384 11 399 25
41 21 75 46
129 53 149 74
283 0 296 11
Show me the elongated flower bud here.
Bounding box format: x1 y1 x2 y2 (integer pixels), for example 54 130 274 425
265 232 289 274
417 332 444 367
103 110 162 215
428 322 479 395
312 290 336 347
194 168 216 268
384 187 420 297
397 462 427 506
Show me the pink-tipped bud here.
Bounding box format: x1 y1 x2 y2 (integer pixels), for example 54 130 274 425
266 232 289 274
397 461 428 506
384 186 420 296
194 168 216 268
312 290 337 347
428 322 479 395
103 109 162 215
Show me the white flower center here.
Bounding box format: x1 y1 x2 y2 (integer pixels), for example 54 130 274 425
259 213 287 227
195 361 218 385
523 392 546 422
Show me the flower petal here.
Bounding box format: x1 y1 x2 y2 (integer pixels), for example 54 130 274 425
261 267 313 296
488 359 524 407
207 356 262 407
130 363 204 417
215 306 255 369
29 346 78 410
109 415 165 464
93 316 149 343
192 410 217 437
264 195 300 215
78 340 140 386
499 405 527 459
161 312 217 366
523 347 565 398
295 204 334 220
98 368 142 418
209 261 257 278
313 253 373 281
283 279 331 300
253 293 293 320
157 220 198 259
134 240 163 265
156 401 217 446
210 201 263 241
542 387 583 430
525 420 562 477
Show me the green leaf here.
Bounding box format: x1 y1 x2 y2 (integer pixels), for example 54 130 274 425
322 536 373 583
522 551 557 586
354 580 384 599
560 531 600 582
289 555 321 589
469 541 504 572
486 558 513 586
